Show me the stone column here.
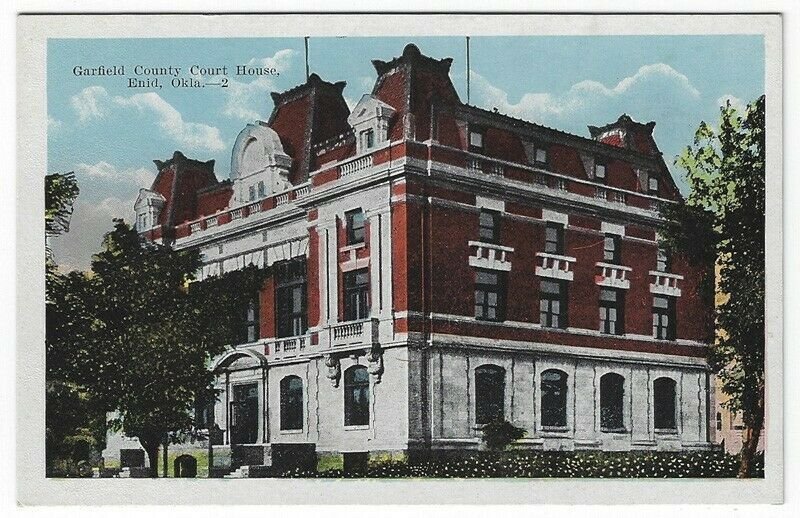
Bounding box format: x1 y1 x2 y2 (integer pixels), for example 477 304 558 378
366 207 392 319
318 221 338 326
630 367 652 446
573 361 597 445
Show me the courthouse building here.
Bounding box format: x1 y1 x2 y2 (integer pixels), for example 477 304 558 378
127 44 715 474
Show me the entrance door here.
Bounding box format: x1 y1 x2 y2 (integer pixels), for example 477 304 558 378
230 383 259 445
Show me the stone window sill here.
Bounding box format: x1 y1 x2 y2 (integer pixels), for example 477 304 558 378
654 428 679 435
601 428 628 434
279 429 304 435
340 242 365 253
540 426 570 436
344 424 370 431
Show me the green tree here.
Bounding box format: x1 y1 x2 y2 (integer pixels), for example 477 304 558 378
67 220 268 476
45 171 80 259
44 171 106 476
661 95 765 477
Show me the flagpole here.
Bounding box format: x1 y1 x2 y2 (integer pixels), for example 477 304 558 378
466 36 471 104
304 37 310 81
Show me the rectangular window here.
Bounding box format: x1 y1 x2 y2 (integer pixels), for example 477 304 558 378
243 298 259 343
544 222 565 254
469 127 484 151
535 146 548 165
479 210 500 243
540 279 567 329
276 259 308 338
604 234 621 264
652 295 676 340
648 176 659 195
361 128 375 150
595 162 607 182
656 247 671 272
257 181 266 198
137 213 148 231
248 185 256 201
344 269 370 321
346 209 365 245
474 269 505 321
599 288 625 335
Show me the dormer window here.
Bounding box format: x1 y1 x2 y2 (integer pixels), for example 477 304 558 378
133 188 165 233
535 146 548 165
595 161 607 183
469 127 485 151
360 128 375 150
523 141 549 167
348 94 396 155
230 122 292 206
648 176 659 195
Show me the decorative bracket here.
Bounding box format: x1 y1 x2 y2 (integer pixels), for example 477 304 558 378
324 354 341 387
367 347 384 383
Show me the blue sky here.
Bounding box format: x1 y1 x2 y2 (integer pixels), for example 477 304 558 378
47 36 764 270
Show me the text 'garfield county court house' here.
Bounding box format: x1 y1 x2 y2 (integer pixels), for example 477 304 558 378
120 44 717 475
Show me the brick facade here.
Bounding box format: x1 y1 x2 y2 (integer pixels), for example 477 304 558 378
122 43 715 472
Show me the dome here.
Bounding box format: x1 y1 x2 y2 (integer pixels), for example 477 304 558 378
230 122 291 180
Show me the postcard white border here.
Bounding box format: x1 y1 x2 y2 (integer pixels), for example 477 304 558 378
16 12 783 505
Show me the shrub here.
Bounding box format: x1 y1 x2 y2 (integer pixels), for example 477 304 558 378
478 419 526 451
279 450 763 479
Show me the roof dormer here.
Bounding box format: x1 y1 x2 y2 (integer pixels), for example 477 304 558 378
134 188 166 231
347 94 396 154
230 122 292 205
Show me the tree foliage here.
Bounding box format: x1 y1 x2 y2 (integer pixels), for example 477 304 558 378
46 219 269 476
45 172 79 258
661 95 765 477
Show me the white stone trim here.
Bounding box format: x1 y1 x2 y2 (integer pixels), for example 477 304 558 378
649 270 684 297
535 252 576 281
595 262 632 290
432 333 707 368
475 195 505 212
468 241 514 272
542 208 569 225
425 312 707 348
601 221 626 236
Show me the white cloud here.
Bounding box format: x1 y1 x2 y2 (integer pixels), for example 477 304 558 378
69 85 225 152
717 94 746 113
70 85 111 122
75 161 156 188
50 195 136 272
471 63 701 125
573 64 701 99
113 92 225 151
221 49 295 120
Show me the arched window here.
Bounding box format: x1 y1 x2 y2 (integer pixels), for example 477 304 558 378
654 377 677 430
280 375 303 431
344 365 370 426
600 373 625 431
541 369 568 428
475 364 506 425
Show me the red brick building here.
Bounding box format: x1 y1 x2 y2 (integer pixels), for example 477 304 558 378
133 44 714 474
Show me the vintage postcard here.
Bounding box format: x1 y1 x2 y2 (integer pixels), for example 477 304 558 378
17 13 783 505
